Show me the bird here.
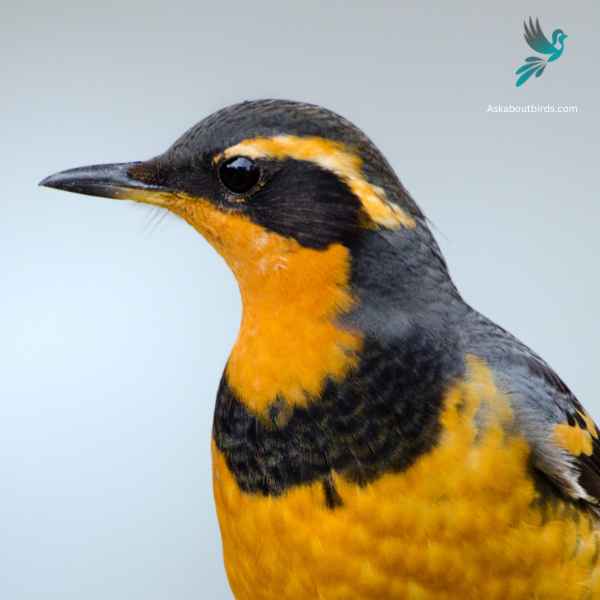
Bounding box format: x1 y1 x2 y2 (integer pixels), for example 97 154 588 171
40 99 600 599
515 18 568 87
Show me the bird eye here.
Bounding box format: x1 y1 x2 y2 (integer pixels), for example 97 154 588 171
218 156 260 194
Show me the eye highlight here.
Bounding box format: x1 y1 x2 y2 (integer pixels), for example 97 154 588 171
218 156 261 194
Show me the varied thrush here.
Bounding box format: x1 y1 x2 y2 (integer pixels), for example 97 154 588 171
41 100 600 599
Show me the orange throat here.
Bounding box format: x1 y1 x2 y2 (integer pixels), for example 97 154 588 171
172 197 363 413
227 243 362 413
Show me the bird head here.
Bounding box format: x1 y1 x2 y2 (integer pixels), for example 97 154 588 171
552 29 568 46
41 100 460 411
41 100 454 343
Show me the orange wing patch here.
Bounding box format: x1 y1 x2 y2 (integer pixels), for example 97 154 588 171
554 410 598 457
221 135 417 230
554 424 594 457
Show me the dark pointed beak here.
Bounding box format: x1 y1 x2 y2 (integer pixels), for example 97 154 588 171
39 162 172 206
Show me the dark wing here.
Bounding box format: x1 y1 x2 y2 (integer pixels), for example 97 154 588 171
523 18 556 55
465 310 600 511
521 353 600 509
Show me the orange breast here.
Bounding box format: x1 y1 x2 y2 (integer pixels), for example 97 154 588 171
212 358 600 600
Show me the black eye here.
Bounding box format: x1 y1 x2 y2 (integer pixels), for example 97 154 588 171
218 156 260 194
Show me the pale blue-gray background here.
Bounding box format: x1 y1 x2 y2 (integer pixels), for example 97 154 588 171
2 1 599 598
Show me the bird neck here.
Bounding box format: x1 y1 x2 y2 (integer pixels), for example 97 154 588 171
225 237 362 414
171 197 363 414
552 32 563 48
343 226 462 337
224 224 461 415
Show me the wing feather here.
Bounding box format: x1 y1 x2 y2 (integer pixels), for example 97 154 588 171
522 354 600 510
523 17 556 55
464 310 600 513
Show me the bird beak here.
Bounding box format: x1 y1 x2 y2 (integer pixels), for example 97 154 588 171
39 162 173 207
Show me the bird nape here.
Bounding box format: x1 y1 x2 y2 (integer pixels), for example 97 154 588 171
41 99 600 600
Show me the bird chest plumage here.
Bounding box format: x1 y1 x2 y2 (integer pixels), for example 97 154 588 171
212 357 600 600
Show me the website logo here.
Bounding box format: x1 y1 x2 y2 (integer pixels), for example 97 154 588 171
515 18 568 87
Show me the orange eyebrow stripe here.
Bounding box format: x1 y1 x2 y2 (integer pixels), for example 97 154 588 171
222 135 416 230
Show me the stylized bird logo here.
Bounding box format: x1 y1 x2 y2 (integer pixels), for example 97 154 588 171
515 18 568 87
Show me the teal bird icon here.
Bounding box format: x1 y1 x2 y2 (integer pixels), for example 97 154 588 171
515 18 568 87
